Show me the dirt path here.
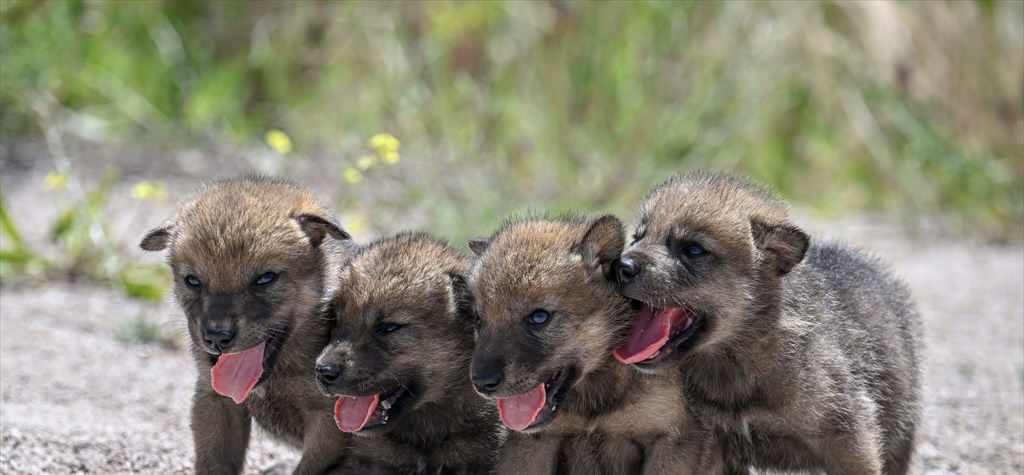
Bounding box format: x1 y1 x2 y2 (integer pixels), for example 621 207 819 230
0 169 1021 473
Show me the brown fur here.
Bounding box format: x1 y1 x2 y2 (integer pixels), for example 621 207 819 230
140 175 357 475
615 171 922 475
467 216 716 475
315 232 501 474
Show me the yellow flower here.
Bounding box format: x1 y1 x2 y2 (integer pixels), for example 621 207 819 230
343 168 363 184
369 133 400 154
43 171 69 190
265 129 293 155
346 215 366 235
381 150 400 165
369 133 400 165
356 155 377 171
131 180 167 201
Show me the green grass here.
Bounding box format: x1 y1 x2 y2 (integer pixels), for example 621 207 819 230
0 189 48 280
115 313 181 349
0 1 1021 292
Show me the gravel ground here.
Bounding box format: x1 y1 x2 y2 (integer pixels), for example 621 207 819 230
0 155 1021 474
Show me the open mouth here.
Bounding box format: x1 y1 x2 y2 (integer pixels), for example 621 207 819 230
208 325 289 404
613 304 703 366
333 384 413 434
496 369 574 432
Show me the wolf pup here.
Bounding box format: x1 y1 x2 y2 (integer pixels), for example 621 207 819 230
140 175 357 475
314 232 501 474
612 171 922 475
467 216 715 475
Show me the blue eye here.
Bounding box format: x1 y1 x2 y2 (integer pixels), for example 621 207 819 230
185 275 200 287
379 322 402 334
527 309 551 325
685 244 706 256
256 272 277 285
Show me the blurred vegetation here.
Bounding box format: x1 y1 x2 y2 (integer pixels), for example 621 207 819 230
0 1 1021 302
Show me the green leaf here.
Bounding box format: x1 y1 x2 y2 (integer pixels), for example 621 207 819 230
120 263 170 301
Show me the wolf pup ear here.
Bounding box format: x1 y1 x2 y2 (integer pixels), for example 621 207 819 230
296 214 351 247
575 215 625 273
467 237 490 257
140 225 172 251
447 272 474 316
750 219 810 276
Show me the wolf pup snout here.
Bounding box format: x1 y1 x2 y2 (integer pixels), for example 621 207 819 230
314 362 341 387
201 327 235 352
611 256 639 284
469 357 504 394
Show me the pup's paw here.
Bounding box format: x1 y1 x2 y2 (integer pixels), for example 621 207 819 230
261 459 298 475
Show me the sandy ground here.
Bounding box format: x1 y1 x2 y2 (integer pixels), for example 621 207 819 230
0 149 1021 474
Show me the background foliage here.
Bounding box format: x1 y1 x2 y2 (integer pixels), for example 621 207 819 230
1 1 1021 305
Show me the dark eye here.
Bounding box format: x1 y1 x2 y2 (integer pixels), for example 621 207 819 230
630 230 646 245
472 315 482 330
255 272 277 286
684 244 706 256
378 322 402 334
527 309 551 326
184 275 200 288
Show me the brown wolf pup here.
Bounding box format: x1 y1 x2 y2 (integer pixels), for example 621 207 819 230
314 232 501 474
140 175 357 475
612 171 922 475
466 216 716 475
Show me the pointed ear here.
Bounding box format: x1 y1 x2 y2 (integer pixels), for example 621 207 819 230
140 225 172 251
750 219 809 276
574 215 625 272
296 214 351 247
447 272 474 314
467 237 490 257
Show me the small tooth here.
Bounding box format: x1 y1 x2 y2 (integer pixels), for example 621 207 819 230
381 400 392 410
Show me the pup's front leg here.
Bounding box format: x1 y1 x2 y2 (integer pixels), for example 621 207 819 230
293 413 350 475
642 431 726 475
818 428 884 475
816 394 885 475
191 382 252 475
494 434 560 475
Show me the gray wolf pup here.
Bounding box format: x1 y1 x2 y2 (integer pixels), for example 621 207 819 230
314 232 501 474
613 171 922 475
141 175 355 474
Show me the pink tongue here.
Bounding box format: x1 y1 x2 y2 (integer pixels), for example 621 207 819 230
497 383 546 431
334 394 380 432
613 306 689 364
210 341 266 404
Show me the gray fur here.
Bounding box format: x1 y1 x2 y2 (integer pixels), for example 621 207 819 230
315 232 502 474
140 175 357 475
616 171 922 475
468 216 715 474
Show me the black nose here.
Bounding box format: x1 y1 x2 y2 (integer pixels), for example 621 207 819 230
203 328 235 351
471 367 503 394
316 364 340 386
614 257 639 285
